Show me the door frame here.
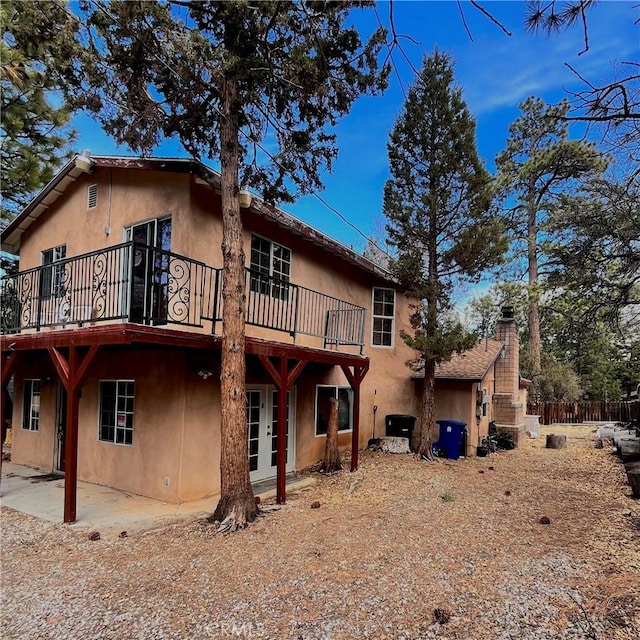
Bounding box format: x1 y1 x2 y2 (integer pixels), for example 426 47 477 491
54 381 67 473
246 384 296 483
123 216 172 324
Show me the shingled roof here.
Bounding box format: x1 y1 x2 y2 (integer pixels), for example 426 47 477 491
412 339 504 382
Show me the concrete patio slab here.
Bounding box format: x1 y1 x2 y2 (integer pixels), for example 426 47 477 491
0 462 316 534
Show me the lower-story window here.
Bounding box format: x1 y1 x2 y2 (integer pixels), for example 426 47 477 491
22 379 40 431
315 385 352 436
99 380 135 445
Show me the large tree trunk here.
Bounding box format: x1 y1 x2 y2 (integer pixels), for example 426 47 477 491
322 397 342 473
418 357 436 460
527 191 542 377
210 69 258 529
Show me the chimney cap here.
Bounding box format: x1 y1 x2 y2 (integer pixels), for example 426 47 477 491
501 305 514 319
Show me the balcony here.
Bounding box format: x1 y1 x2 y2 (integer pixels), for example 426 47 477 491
0 242 366 350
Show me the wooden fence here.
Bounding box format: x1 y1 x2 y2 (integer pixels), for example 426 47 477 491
527 401 640 425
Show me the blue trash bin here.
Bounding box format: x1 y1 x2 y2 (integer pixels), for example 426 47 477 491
433 419 467 460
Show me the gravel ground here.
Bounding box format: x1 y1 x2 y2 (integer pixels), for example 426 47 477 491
2 424 639 640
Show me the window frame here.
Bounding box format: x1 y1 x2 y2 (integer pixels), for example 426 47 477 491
41 244 67 299
98 379 135 446
249 234 291 301
22 379 41 432
371 287 396 348
314 384 353 437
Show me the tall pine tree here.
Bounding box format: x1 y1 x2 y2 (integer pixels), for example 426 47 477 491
495 97 605 379
384 51 505 460
0 0 78 229
64 1 388 528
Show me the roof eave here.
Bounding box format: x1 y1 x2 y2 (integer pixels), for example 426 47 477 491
1 155 396 284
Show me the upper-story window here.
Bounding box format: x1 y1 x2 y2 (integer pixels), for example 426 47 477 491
372 287 395 347
250 234 291 301
41 245 67 299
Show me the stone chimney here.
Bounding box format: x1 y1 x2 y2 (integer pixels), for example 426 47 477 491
492 306 525 445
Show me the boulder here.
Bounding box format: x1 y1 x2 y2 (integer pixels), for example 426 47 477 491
375 436 411 454
619 439 640 462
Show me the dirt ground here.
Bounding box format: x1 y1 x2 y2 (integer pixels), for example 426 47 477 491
1 424 639 640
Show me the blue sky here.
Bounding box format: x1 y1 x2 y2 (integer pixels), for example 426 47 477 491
73 0 638 255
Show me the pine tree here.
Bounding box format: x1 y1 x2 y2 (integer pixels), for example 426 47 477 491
0 0 78 228
384 51 505 460
495 97 605 378
64 1 388 529
546 167 640 324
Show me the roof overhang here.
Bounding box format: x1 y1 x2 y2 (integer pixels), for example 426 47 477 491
1 154 395 285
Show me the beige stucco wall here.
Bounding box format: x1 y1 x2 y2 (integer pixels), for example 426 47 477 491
11 353 58 471
19 168 191 270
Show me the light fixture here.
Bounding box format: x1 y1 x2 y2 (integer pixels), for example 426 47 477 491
197 368 213 380
238 188 252 209
75 150 93 173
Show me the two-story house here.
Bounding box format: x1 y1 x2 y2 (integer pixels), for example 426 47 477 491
1 155 421 522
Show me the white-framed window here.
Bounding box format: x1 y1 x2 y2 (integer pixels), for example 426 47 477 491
372 287 395 347
41 245 67 298
99 380 135 445
250 234 291 300
87 183 98 210
22 379 41 431
315 385 352 436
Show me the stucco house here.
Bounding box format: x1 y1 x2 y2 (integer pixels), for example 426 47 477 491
1 155 422 522
1 155 528 523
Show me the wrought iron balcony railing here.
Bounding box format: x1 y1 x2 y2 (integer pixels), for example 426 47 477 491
0 242 366 349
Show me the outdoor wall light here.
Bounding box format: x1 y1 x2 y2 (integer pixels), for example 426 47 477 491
238 188 252 209
197 369 214 380
75 151 93 173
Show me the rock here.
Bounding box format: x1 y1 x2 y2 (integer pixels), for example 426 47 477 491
119 531 128 538
433 608 451 624
626 469 640 497
596 423 626 439
613 432 638 448
488 466 495 471
539 516 551 525
619 439 640 462
375 436 411 454
478 470 485 474
255 496 261 505
505 490 511 496
88 531 101 541
310 501 321 509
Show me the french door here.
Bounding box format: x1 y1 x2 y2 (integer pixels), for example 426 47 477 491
124 217 171 324
246 386 296 482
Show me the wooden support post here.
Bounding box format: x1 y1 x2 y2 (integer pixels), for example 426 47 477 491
276 357 288 505
1 352 21 477
65 390 81 523
47 345 100 523
341 363 369 473
351 375 361 472
258 355 308 505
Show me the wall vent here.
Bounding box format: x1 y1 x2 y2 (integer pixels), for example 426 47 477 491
87 183 98 210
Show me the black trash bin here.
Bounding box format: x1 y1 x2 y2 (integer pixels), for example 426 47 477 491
385 414 416 441
433 419 467 460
